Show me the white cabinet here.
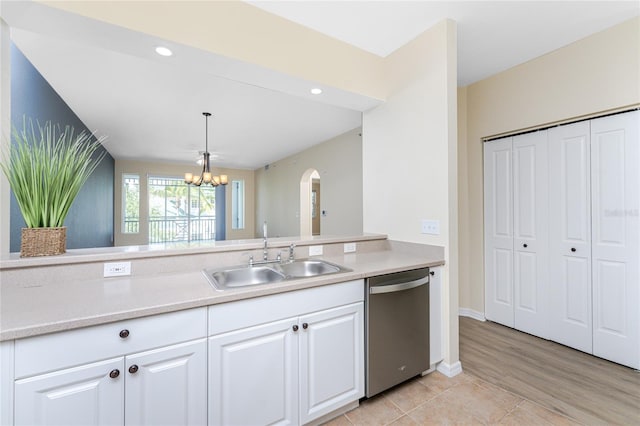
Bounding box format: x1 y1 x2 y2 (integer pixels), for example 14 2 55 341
15 357 124 426
299 304 363 424
484 130 548 337
484 110 639 369
209 318 298 426
429 266 444 367
125 339 207 426
13 308 208 426
208 280 365 426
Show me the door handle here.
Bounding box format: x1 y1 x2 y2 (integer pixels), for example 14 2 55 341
369 276 429 295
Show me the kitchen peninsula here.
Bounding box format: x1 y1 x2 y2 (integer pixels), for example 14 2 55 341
0 234 444 426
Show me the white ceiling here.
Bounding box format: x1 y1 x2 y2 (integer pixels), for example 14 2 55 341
2 1 638 168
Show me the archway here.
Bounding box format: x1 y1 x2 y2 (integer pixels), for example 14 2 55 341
300 168 320 237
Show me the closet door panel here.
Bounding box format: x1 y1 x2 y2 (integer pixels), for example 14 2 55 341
548 122 592 353
484 137 514 327
591 111 639 369
513 131 548 338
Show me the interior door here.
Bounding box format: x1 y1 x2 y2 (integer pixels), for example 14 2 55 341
548 121 593 353
591 110 640 369
513 131 549 338
484 137 515 327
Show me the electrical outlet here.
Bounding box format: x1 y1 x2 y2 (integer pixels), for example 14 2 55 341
308 245 323 256
104 262 131 277
344 243 356 253
421 219 440 235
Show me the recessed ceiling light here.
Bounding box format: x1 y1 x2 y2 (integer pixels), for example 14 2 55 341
155 46 173 57
310 88 323 95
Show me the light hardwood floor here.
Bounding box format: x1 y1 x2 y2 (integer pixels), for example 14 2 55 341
459 316 640 425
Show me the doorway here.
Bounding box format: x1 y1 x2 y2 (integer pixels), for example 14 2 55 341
300 169 320 237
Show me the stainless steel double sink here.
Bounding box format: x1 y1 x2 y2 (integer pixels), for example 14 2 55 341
203 259 352 291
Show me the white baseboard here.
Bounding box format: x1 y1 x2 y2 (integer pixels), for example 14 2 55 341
459 308 486 321
437 361 463 377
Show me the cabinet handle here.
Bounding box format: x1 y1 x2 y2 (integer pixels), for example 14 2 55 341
292 325 299 332
571 247 577 252
429 271 435 276
302 323 308 330
523 244 528 248
109 369 120 379
119 329 130 339
128 365 139 374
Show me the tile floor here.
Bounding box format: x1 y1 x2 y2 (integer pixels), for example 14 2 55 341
324 372 581 426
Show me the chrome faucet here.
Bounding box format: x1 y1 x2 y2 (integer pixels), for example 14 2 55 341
289 243 296 261
262 221 268 261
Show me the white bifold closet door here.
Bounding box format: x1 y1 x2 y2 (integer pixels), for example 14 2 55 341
548 121 593 353
512 132 548 338
484 137 514 327
590 111 639 369
484 132 548 335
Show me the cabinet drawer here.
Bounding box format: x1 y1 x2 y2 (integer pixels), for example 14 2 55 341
208 279 364 335
15 307 206 379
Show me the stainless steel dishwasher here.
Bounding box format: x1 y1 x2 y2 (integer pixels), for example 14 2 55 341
365 267 430 397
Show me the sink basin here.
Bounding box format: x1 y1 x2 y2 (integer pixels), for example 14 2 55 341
203 259 351 291
277 259 342 278
204 266 285 290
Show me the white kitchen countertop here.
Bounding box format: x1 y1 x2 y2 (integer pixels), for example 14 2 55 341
0 239 444 341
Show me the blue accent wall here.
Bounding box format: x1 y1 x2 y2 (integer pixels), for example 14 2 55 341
10 43 115 251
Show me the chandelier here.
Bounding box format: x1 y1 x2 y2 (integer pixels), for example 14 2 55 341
184 112 228 187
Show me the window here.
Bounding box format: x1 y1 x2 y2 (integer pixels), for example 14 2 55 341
148 176 216 243
231 180 245 230
122 174 139 233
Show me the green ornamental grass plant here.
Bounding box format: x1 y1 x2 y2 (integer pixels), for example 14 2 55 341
1 117 106 228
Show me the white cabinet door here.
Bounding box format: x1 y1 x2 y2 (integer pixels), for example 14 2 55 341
548 121 593 353
429 267 443 366
208 317 298 426
591 111 640 369
484 137 515 326
125 339 207 426
14 357 124 426
513 131 549 338
299 302 364 425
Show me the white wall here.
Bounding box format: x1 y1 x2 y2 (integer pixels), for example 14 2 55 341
254 127 363 238
363 20 460 371
459 17 640 315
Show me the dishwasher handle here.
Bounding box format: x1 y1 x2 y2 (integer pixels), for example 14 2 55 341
369 275 429 295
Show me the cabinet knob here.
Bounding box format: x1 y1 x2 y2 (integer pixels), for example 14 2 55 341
523 243 528 248
119 329 130 339
109 369 120 379
292 325 299 332
128 365 139 374
302 323 308 330
429 271 435 276
571 247 577 252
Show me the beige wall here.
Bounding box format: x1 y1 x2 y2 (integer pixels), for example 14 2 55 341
114 159 255 246
363 20 460 369
458 17 640 314
254 127 363 238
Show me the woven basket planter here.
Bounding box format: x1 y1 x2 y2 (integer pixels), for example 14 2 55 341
20 227 67 257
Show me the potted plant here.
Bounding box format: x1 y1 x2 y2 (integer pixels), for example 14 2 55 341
1 117 106 257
